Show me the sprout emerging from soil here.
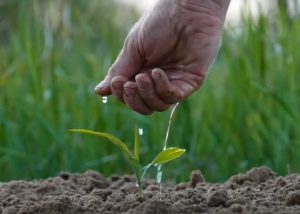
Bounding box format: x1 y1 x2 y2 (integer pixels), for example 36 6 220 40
69 126 185 194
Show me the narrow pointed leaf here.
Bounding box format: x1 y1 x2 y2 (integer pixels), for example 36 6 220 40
152 147 185 165
69 129 134 159
134 125 140 161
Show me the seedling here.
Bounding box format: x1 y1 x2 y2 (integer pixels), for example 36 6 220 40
69 126 185 194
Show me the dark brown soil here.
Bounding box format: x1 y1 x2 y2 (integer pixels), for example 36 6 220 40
1 166 300 213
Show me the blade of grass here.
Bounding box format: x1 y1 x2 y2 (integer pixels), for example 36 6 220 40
134 125 140 161
69 129 134 159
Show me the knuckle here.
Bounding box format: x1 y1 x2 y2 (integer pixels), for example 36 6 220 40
156 105 170 112
114 95 124 104
124 94 152 115
163 89 176 99
132 104 153 115
138 81 151 92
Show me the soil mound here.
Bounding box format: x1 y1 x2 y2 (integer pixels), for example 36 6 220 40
1 166 300 213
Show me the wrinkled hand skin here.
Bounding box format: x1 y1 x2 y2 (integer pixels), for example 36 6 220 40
95 0 231 115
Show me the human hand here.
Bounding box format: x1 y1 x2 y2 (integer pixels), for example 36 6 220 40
95 0 231 115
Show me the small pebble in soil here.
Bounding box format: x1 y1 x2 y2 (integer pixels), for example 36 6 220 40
285 191 300 206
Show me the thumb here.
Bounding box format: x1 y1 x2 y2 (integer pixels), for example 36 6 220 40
95 39 142 96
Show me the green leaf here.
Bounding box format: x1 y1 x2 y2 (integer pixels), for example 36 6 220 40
69 129 134 159
134 125 140 161
152 147 185 165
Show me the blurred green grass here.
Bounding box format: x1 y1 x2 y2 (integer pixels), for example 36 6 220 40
0 1 299 182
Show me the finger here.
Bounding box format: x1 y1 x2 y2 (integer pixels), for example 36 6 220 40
123 82 153 115
135 73 170 112
95 36 142 96
111 76 127 103
151 68 184 104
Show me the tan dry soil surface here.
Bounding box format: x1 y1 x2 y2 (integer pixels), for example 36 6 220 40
1 167 300 213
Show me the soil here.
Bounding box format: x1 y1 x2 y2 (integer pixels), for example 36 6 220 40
1 166 300 214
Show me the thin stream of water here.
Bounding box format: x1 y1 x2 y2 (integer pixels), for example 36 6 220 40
102 95 179 192
156 102 180 184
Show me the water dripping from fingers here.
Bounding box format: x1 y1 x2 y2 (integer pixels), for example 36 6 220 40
102 96 108 104
139 128 144 136
163 102 179 150
156 102 180 190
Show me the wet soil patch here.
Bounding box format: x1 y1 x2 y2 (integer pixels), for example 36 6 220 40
1 167 300 213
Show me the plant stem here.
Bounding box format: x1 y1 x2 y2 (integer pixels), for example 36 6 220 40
132 160 143 195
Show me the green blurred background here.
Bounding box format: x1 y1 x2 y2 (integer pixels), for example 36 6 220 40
0 0 299 182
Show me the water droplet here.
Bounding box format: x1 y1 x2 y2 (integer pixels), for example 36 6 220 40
102 96 108 104
156 171 163 184
138 128 143 136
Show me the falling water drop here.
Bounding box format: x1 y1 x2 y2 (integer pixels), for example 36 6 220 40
138 128 144 136
102 96 108 104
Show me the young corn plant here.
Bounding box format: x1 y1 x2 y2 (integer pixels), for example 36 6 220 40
69 127 185 194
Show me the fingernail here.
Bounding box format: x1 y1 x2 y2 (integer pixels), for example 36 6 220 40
152 69 161 80
95 81 105 91
124 87 134 95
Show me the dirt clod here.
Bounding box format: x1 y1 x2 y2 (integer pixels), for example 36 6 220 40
275 176 287 188
228 166 275 186
207 189 230 207
60 172 70 180
1 167 300 213
175 182 188 190
231 204 244 213
246 166 275 183
140 200 171 214
190 170 205 188
285 191 300 206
